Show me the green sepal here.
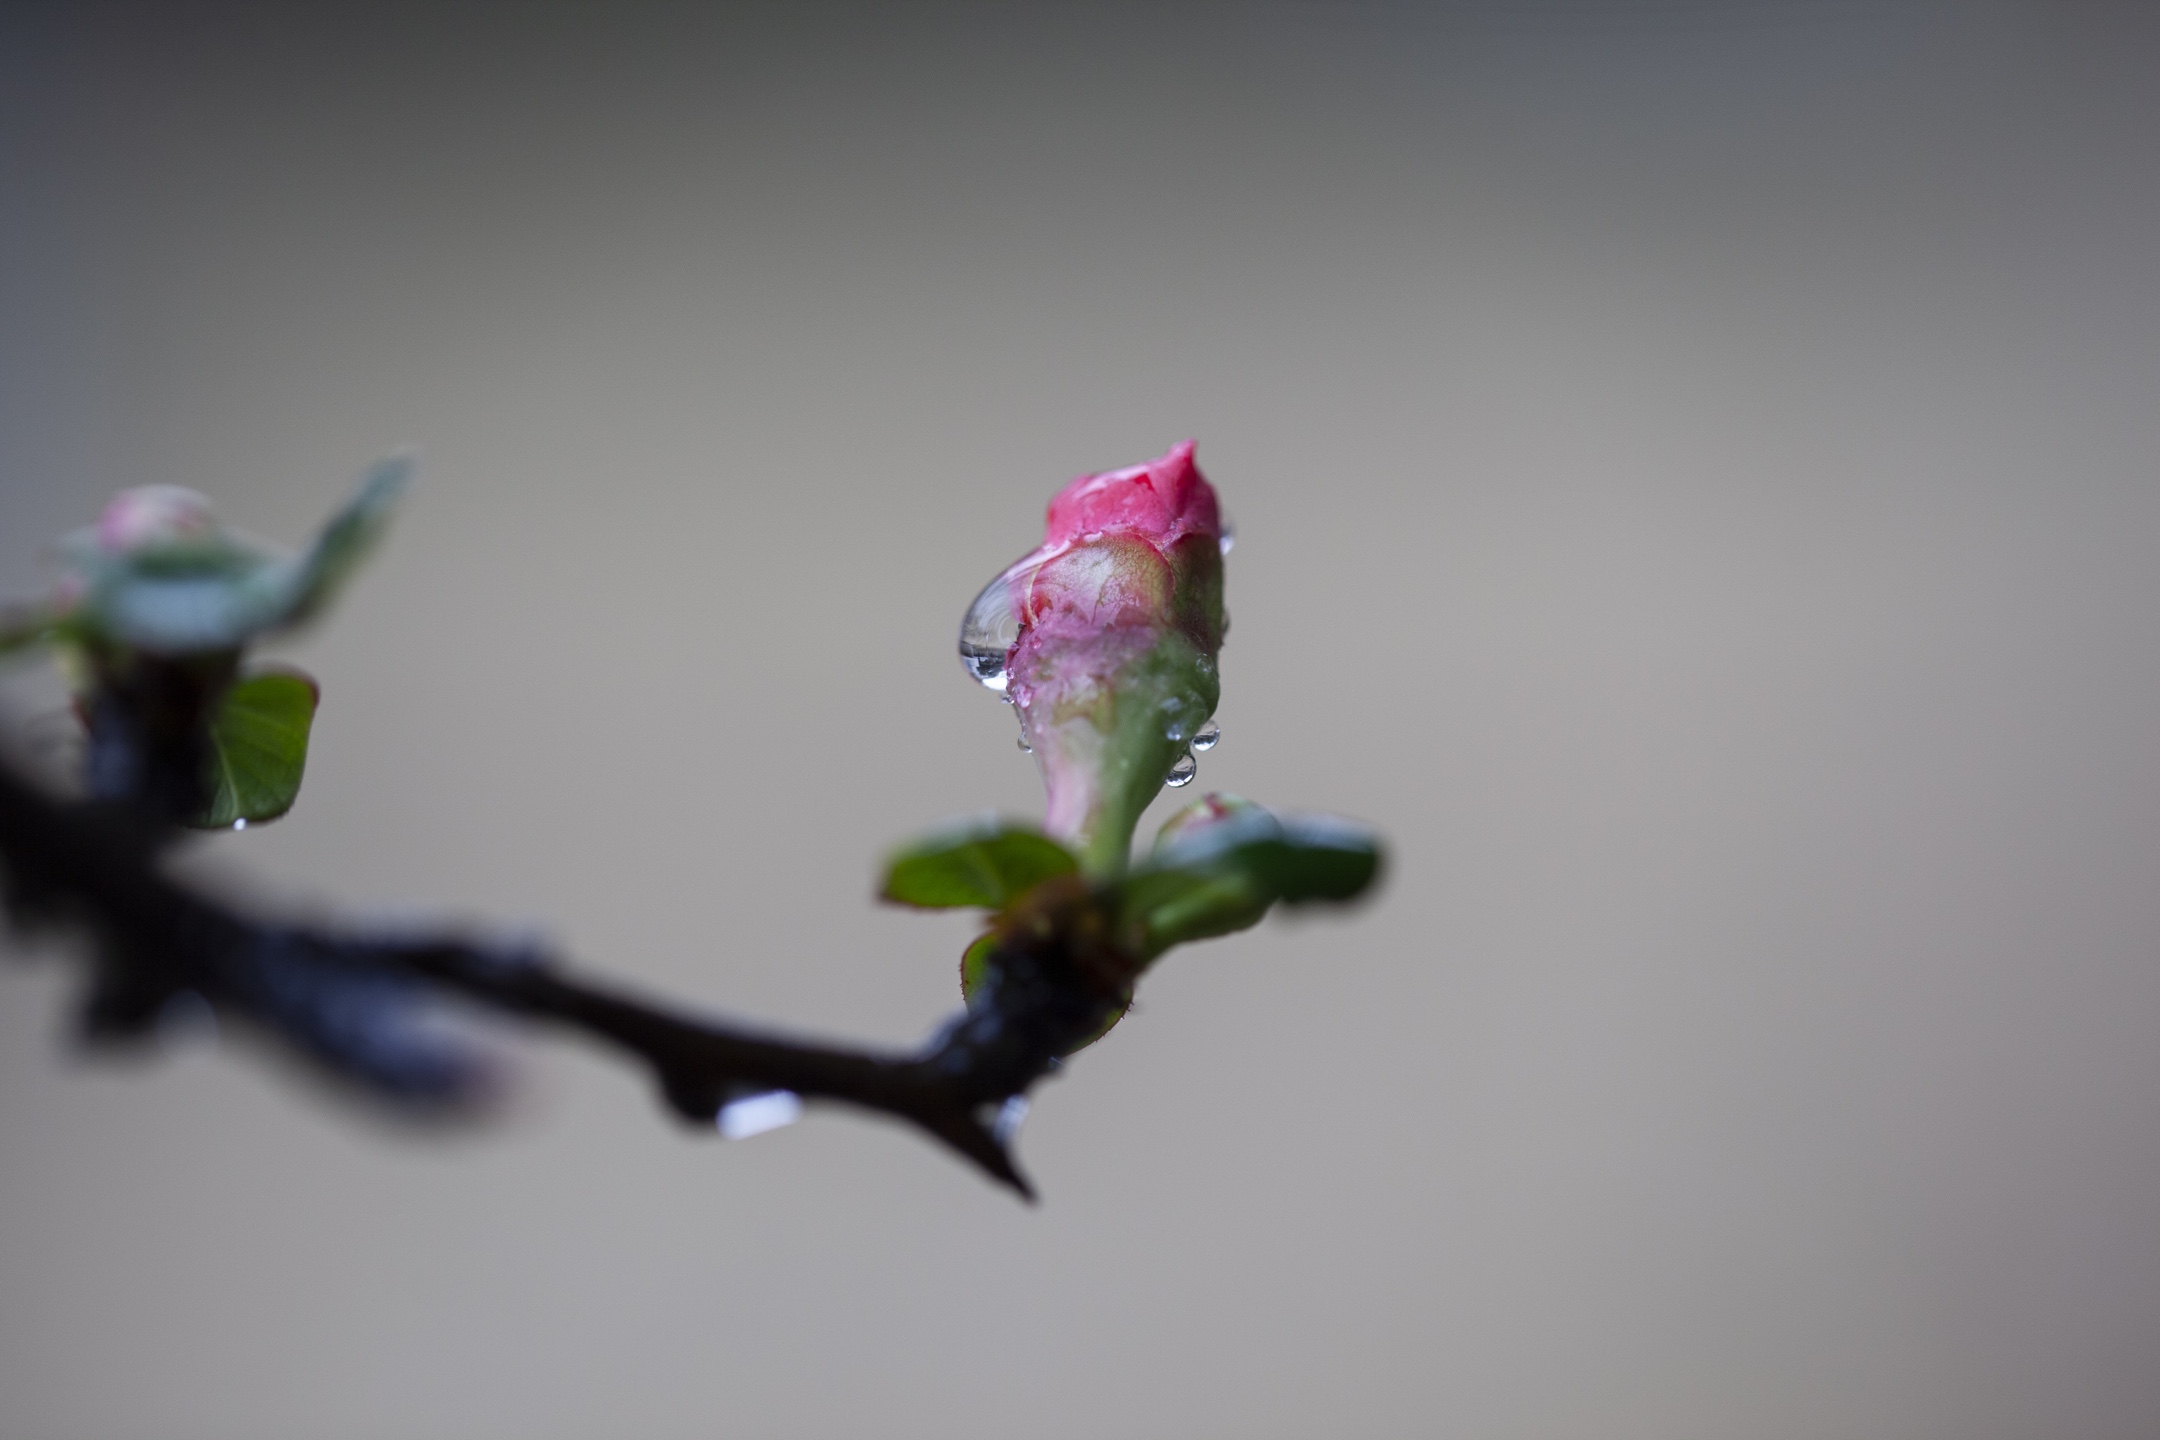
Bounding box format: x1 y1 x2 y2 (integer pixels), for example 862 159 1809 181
879 820 1080 909
1115 865 1274 956
959 931 998 1007
190 668 321 829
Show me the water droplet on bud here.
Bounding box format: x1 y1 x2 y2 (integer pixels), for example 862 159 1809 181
1166 753 1198 787
1217 517 1236 556
230 819 248 832
1191 720 1220 752
959 556 1040 693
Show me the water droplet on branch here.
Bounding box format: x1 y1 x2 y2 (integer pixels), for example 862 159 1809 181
1191 720 1220 752
1166 753 1197 788
992 1094 1030 1144
717 1090 802 1140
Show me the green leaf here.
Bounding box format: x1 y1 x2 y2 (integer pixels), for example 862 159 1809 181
1120 808 1383 957
1225 815 1385 904
880 820 1079 909
280 455 411 628
191 669 321 829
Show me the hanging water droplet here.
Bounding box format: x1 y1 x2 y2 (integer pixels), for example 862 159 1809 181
717 1089 802 1140
958 556 1037 693
155 990 218 1051
1016 727 1032 754
1166 752 1198 787
230 818 248 832
1217 515 1236 556
992 1094 1031 1145
1191 720 1220 752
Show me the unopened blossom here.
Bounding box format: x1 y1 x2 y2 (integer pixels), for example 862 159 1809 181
38 459 411 656
961 441 1226 873
94 486 220 555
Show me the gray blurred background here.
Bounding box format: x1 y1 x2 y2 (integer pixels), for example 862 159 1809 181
3 2 2158 1436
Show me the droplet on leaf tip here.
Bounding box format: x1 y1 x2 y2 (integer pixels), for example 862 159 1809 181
1166 753 1197 788
1192 720 1220 752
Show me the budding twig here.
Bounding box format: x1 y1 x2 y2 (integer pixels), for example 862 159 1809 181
0 749 1042 1199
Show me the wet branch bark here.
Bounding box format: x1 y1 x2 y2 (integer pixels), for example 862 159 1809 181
0 751 1082 1199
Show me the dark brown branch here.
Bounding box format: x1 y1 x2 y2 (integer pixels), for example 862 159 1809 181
0 751 1104 1200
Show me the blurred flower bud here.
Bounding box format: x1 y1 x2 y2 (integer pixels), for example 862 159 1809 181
94 486 219 555
40 458 411 657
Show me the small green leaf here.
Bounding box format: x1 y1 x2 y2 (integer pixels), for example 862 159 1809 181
1121 808 1383 957
281 455 411 628
880 821 1079 909
1226 815 1385 904
192 669 321 829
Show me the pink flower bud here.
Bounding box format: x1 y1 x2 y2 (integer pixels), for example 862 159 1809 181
96 486 219 554
961 442 1227 874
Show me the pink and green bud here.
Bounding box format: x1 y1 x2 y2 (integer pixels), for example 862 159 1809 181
959 441 1226 875
94 486 220 555
37 459 411 657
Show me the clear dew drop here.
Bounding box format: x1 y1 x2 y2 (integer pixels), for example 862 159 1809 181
230 818 248 832
1165 752 1198 788
717 1090 802 1140
1016 722 1032 754
1218 517 1236 556
1191 720 1221 752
